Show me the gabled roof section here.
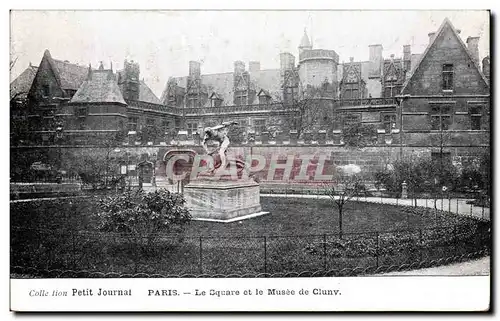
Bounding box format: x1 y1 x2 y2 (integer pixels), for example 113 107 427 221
209 92 223 100
10 64 38 100
401 18 489 93
257 89 271 97
168 68 282 106
31 50 89 95
70 69 126 105
52 59 89 90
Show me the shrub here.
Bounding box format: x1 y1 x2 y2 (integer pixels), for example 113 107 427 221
95 189 191 256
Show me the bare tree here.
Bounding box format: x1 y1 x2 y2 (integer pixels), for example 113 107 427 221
325 165 364 238
273 85 330 138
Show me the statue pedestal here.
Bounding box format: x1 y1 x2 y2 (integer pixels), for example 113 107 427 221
184 178 268 222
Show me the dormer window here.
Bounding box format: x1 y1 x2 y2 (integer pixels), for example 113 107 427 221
76 107 88 118
42 84 50 97
212 98 222 107
442 64 454 91
210 93 223 107
234 90 247 106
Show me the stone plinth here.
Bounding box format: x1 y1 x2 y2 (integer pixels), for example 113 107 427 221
184 178 268 222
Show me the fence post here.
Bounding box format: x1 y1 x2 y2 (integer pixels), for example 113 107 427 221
263 236 267 275
199 236 203 274
453 224 458 258
323 234 327 271
470 203 473 216
419 229 423 262
72 231 76 270
376 232 380 269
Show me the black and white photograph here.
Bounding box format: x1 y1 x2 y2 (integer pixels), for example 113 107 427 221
8 8 491 312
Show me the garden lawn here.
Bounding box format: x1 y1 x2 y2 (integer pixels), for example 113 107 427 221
184 196 457 237
11 195 486 277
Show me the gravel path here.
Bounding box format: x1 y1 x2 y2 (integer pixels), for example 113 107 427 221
376 256 490 276
261 194 490 220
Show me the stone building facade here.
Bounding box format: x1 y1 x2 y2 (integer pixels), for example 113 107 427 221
11 18 489 160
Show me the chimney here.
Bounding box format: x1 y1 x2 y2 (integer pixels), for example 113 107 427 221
368 44 383 78
466 36 480 66
249 61 260 73
189 61 201 78
403 45 411 72
280 52 295 72
428 32 436 44
234 61 245 74
482 56 490 80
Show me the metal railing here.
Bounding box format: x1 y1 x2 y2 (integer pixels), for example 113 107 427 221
10 219 490 278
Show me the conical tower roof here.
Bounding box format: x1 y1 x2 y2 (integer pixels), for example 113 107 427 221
299 29 312 49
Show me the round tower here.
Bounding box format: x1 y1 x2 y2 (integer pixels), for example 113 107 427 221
298 49 339 96
298 29 312 55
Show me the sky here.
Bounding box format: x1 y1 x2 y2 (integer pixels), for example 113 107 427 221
10 10 490 98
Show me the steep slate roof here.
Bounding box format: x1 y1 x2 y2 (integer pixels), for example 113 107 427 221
52 59 89 90
401 18 490 93
115 69 162 104
70 69 126 105
10 65 38 100
169 68 282 106
16 49 161 106
138 80 161 104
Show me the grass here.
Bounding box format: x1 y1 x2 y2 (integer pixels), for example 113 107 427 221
10 195 488 277
185 196 457 237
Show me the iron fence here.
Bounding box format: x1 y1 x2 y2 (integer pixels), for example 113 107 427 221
11 219 490 278
260 187 490 221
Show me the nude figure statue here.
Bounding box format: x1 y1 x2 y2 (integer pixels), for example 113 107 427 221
201 121 238 173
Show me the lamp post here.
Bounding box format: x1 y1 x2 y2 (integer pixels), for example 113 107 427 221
113 148 131 192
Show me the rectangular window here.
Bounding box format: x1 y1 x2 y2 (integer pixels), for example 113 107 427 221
187 96 198 107
384 87 392 98
76 107 88 118
128 117 138 132
42 84 50 97
161 120 169 133
212 98 222 107
168 94 176 106
469 105 482 130
146 118 155 127
186 122 198 138
253 119 266 134
284 87 296 104
384 82 401 98
431 152 452 164
442 64 454 91
239 119 249 128
383 113 397 133
343 114 361 129
259 95 270 105
235 90 247 106
430 104 452 130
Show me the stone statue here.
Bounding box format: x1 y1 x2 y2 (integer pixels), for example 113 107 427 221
202 121 238 173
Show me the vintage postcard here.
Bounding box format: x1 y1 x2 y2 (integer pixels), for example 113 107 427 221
9 9 491 312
